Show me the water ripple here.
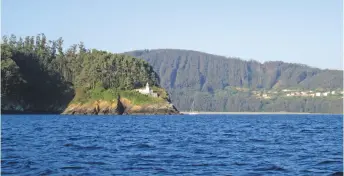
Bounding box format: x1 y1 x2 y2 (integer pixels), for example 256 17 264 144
1 114 343 175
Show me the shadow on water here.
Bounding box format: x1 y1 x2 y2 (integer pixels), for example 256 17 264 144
1 52 75 114
329 172 344 176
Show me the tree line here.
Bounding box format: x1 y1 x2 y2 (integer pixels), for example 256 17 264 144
1 34 160 113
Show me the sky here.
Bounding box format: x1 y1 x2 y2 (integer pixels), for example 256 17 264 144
1 0 343 70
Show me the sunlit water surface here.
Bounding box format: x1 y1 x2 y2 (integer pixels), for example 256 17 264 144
1 114 343 175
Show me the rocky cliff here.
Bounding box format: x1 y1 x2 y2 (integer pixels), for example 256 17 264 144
63 96 179 115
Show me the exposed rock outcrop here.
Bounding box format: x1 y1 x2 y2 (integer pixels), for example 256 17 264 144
62 96 179 115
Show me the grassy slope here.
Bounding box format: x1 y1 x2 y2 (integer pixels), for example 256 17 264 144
71 86 168 106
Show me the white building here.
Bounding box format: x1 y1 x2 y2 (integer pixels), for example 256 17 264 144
315 92 321 97
262 94 270 99
322 92 328 96
137 82 152 94
136 82 158 97
331 91 335 95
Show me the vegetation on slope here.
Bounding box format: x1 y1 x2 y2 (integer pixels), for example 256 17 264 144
72 84 166 105
125 49 343 113
1 34 167 113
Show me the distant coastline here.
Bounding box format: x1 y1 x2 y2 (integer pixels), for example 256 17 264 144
180 111 341 115
2 111 341 115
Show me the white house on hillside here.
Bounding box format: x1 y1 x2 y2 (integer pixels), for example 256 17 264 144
135 82 158 97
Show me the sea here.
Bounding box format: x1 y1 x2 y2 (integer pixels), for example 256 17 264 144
1 114 343 176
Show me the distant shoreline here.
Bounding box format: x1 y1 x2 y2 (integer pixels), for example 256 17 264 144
180 111 342 115
1 111 342 115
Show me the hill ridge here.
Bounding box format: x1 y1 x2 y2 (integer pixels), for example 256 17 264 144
124 49 343 113
124 48 335 71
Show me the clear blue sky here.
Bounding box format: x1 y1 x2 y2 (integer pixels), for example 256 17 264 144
2 0 343 70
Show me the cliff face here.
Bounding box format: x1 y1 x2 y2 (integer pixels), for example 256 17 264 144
2 95 180 115
63 97 179 115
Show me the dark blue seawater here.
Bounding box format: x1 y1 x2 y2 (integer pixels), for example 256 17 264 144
1 114 343 176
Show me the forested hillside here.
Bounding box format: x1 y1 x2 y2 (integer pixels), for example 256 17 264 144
1 34 169 114
125 49 343 113
2 34 342 114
